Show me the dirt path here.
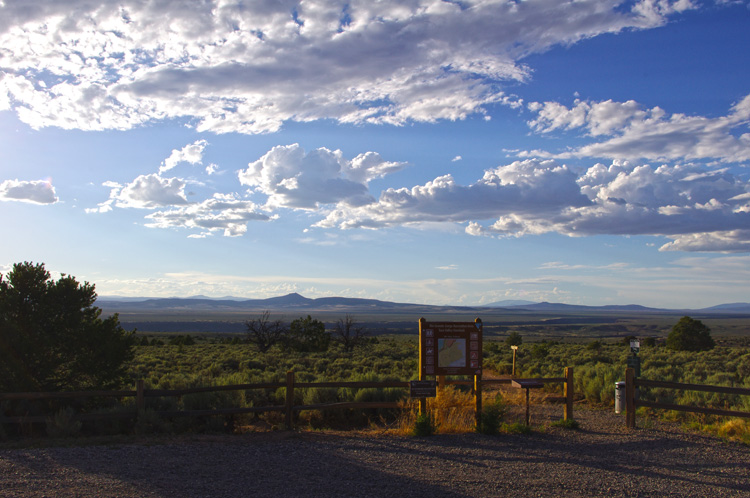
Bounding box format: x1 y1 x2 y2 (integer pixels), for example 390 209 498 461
2 407 749 498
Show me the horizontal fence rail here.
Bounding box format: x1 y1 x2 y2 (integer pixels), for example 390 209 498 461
0 390 137 400
636 379 750 397
1 369 574 433
625 368 750 428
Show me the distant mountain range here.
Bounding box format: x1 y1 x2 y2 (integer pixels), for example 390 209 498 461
97 293 750 315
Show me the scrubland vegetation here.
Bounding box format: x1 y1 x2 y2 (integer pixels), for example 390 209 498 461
3 262 748 442
128 333 750 411
4 329 750 441
1 259 749 442
487 339 750 407
116 330 750 440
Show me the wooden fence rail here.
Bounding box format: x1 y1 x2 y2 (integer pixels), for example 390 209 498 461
1 369 574 432
625 367 750 428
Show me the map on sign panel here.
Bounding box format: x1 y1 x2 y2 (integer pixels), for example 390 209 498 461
438 338 466 368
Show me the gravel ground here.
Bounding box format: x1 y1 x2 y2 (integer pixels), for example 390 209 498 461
1 407 749 498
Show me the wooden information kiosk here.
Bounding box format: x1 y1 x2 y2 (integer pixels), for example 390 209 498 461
418 318 483 425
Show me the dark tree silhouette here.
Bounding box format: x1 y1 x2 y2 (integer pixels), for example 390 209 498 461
285 315 330 352
505 331 523 347
0 262 134 392
333 314 368 352
245 310 287 353
666 316 715 352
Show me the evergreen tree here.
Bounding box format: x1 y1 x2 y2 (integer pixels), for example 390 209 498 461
0 262 134 392
666 316 715 352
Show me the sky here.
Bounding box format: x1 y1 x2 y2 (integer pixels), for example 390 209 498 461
1 0 750 309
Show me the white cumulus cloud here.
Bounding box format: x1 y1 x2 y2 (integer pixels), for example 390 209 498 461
239 144 406 209
0 179 58 204
145 193 270 237
315 159 590 229
525 94 750 163
0 0 691 134
315 158 750 253
160 139 209 174
96 174 189 210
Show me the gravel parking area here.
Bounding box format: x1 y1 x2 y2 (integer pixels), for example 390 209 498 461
2 408 749 498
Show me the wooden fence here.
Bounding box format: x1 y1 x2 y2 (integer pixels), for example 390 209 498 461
624 367 750 428
0 368 574 434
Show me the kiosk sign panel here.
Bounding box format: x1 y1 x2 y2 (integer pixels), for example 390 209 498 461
419 319 482 376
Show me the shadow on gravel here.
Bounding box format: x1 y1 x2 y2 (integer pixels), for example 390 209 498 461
4 423 750 497
2 434 474 498
358 429 750 496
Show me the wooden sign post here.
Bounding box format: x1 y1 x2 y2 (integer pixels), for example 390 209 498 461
418 318 483 424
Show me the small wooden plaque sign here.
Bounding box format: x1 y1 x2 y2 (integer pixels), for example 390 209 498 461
512 379 544 389
410 380 437 398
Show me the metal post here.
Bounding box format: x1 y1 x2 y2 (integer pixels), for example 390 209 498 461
136 379 145 412
419 318 427 416
474 374 482 430
525 388 531 426
285 371 295 430
625 368 636 429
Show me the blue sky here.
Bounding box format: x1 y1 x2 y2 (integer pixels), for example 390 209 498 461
1 0 749 308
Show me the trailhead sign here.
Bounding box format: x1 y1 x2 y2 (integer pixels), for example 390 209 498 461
419 318 483 377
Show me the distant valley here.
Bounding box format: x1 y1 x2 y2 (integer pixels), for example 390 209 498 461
98 292 750 315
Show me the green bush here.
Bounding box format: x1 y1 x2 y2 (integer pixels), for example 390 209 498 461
477 396 507 435
550 418 579 430
666 317 715 352
90 405 134 436
412 413 436 436
500 422 532 434
134 409 172 435
46 406 82 438
0 262 135 392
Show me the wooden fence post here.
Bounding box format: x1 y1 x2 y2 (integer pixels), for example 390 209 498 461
564 367 574 421
285 371 295 430
136 379 145 413
625 367 636 429
474 374 482 430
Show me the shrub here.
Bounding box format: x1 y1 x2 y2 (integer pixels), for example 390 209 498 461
134 409 172 435
666 316 715 352
550 418 580 430
477 396 507 435
716 419 750 445
500 422 532 434
46 407 82 438
285 316 330 352
0 262 134 392
505 331 523 347
412 413 436 436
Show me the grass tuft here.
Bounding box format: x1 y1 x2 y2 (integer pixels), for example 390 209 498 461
411 413 436 437
500 422 532 434
550 418 580 430
46 407 82 439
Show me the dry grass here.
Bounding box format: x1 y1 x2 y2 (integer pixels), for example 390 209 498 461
715 419 750 444
391 386 511 435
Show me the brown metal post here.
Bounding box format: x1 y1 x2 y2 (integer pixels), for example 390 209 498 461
474 374 482 430
625 367 636 429
418 318 427 416
285 371 295 430
136 379 145 412
564 367 574 421
525 388 531 426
